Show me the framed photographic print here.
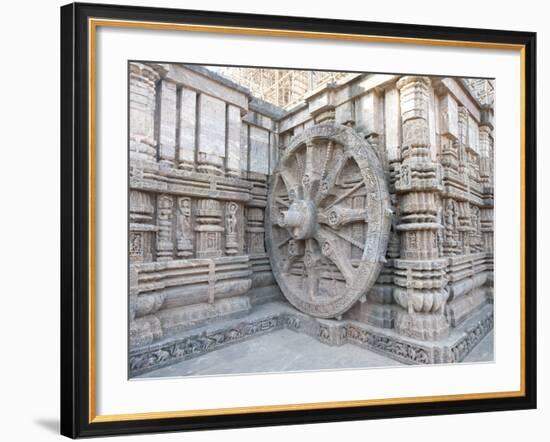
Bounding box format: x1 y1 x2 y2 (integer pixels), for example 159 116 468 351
60 2 537 438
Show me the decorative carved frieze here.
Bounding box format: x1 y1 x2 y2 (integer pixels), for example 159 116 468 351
129 302 494 375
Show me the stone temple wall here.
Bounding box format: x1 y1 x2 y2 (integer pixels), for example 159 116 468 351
128 62 494 365
129 62 284 348
278 74 494 341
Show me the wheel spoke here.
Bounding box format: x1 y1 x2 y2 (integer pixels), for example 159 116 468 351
323 180 363 211
301 141 321 200
319 225 364 250
275 197 290 208
277 235 292 248
315 153 349 204
279 169 301 201
281 239 304 273
318 207 366 229
315 229 355 286
303 239 322 299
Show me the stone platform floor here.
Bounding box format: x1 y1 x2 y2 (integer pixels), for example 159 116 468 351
139 329 494 379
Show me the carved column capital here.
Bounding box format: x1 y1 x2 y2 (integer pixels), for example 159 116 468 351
396 75 431 91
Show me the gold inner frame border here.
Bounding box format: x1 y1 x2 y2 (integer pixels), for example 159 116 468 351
87 17 527 424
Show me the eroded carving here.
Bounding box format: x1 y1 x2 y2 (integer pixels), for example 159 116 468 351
266 121 391 318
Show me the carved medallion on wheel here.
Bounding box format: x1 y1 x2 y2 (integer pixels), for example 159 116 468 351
266 122 391 318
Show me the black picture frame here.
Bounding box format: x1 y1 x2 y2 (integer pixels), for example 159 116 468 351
60 2 537 438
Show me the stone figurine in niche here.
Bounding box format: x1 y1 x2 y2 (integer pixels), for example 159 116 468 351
177 197 193 258
156 194 173 261
225 202 239 255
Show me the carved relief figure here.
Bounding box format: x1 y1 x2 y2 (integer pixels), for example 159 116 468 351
177 197 193 258
470 205 482 252
156 194 174 260
225 202 239 255
130 232 142 257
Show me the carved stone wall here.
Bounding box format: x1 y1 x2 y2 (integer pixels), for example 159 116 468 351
129 63 494 359
278 73 494 343
129 62 281 349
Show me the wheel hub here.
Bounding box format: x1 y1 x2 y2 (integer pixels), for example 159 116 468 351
278 199 317 240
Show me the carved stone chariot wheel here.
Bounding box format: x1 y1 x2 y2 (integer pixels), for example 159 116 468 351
266 122 391 318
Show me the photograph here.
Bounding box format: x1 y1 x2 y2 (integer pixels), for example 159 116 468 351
57 2 537 437
127 62 495 379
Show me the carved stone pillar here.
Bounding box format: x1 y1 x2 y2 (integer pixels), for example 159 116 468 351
178 88 197 172
479 125 492 185
393 76 449 341
129 266 164 348
226 105 242 178
481 208 494 253
246 208 266 254
457 106 470 182
197 95 225 175
158 79 178 167
195 199 223 258
457 201 472 254
129 63 160 162
129 190 155 263
156 194 174 261
479 107 494 254
176 197 193 258
439 93 459 171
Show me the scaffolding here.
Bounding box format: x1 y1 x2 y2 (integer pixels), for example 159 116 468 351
215 67 352 109
213 66 494 111
464 79 495 106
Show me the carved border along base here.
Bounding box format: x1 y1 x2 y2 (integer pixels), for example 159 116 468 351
130 301 493 377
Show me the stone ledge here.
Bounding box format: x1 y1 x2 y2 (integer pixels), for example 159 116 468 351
129 301 493 377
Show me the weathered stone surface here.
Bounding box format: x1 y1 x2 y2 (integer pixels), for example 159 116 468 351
177 88 197 171
158 80 177 166
129 63 159 162
266 121 391 318
197 94 226 175
130 300 494 376
128 62 494 372
226 105 242 178
440 93 459 139
249 126 270 174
